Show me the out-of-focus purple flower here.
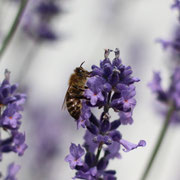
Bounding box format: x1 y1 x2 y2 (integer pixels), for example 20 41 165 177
65 143 85 169
157 27 180 55
156 39 173 50
20 0 62 42
36 23 57 41
149 67 180 127
36 2 60 16
26 103 62 180
4 163 21 180
65 49 146 179
171 0 180 9
148 72 169 103
148 72 162 93
149 67 180 111
157 2 180 55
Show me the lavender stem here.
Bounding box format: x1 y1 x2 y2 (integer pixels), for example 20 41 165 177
0 0 28 60
95 142 103 163
140 105 174 180
95 92 111 163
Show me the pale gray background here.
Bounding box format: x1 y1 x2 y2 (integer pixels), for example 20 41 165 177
0 0 180 180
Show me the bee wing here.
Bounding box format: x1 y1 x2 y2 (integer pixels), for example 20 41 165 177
61 96 67 110
61 87 69 110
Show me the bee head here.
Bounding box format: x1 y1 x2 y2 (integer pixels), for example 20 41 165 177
74 62 90 77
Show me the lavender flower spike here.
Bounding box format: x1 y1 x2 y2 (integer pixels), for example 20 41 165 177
0 70 27 178
65 49 146 179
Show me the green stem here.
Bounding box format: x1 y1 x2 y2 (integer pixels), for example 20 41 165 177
140 106 174 180
0 0 28 60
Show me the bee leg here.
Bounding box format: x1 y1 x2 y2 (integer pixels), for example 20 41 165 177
72 85 88 91
72 85 85 92
77 86 88 90
70 95 85 99
71 95 89 100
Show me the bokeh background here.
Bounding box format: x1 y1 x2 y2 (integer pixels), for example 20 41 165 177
0 0 180 179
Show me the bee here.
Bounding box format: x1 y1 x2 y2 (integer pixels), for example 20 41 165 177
62 62 90 120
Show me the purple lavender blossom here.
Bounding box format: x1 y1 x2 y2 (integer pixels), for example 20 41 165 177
65 49 146 179
83 130 98 153
12 132 27 156
1 104 22 129
105 142 121 160
119 139 146 152
77 101 91 128
65 143 85 169
0 70 27 178
85 77 105 106
119 111 133 125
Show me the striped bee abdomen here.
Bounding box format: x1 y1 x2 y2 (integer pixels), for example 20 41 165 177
66 86 83 120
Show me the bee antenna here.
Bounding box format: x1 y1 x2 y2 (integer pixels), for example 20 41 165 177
80 61 85 67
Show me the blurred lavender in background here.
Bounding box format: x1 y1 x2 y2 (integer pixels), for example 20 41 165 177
13 0 62 41
149 68 180 124
157 0 180 66
26 101 62 180
149 0 180 125
141 1 180 179
11 0 64 84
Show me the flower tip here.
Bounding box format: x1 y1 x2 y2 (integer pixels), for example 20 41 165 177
138 140 146 147
4 69 11 81
135 78 140 82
